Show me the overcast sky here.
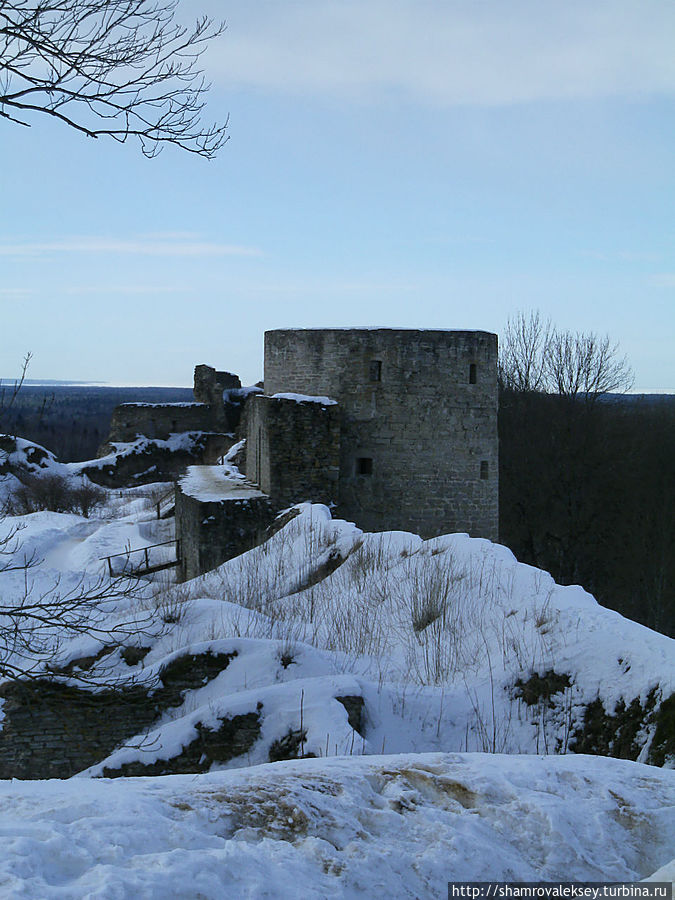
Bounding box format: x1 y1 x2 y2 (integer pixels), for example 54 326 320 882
1 0 674 389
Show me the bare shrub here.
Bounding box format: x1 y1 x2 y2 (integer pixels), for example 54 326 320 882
72 481 106 518
9 474 105 517
146 582 193 625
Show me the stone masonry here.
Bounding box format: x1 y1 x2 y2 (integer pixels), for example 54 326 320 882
175 468 275 581
100 365 242 450
104 402 210 443
246 394 340 509
0 649 239 779
260 329 498 540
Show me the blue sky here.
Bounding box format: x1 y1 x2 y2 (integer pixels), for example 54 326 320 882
1 0 674 389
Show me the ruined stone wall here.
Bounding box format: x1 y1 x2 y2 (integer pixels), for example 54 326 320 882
193 365 241 431
193 365 240 405
175 474 275 581
102 364 243 450
246 395 340 509
0 650 237 779
104 402 211 443
264 329 498 540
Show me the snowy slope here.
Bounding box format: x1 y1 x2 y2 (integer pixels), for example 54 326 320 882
0 496 673 771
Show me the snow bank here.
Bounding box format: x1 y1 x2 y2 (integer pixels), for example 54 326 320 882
178 466 263 502
0 434 67 478
0 753 671 898
80 432 208 471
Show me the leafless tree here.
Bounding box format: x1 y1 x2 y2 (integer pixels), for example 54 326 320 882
0 471 164 683
498 311 551 392
544 330 634 399
499 311 634 399
0 352 54 444
0 351 31 431
498 312 650 628
0 567 150 681
0 0 228 157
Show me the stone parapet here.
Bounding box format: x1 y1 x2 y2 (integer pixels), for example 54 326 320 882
246 394 340 509
175 467 274 581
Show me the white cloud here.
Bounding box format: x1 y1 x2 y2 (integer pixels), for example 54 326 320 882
0 235 261 258
63 285 188 296
202 0 675 105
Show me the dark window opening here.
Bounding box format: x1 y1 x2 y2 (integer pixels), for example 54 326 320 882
469 363 477 384
369 360 382 382
357 457 373 475
480 460 489 480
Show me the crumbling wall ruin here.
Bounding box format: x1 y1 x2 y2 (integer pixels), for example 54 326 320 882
102 402 210 443
100 364 243 451
0 650 238 779
95 365 250 485
175 468 275 582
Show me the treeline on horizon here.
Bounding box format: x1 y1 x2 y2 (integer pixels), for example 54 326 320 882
1 380 673 639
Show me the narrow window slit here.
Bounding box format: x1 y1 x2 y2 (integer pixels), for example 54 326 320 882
357 457 373 475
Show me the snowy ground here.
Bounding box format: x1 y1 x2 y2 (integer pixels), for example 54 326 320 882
0 753 673 898
0 440 674 893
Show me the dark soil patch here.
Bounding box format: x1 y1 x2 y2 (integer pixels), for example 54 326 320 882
336 695 365 735
648 692 675 767
269 728 315 762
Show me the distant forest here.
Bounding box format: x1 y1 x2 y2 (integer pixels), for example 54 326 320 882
1 384 673 638
499 391 674 638
0 385 193 462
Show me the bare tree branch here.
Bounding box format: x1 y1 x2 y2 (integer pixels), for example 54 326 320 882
0 547 159 684
0 478 160 684
498 311 551 392
0 352 32 431
544 330 634 399
499 311 634 400
0 1 228 157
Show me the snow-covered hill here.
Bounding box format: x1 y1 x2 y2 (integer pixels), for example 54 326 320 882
8 498 666 773
0 458 673 892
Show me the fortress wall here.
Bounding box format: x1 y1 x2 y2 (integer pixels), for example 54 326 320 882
105 403 210 443
264 329 498 540
175 473 274 582
246 395 340 509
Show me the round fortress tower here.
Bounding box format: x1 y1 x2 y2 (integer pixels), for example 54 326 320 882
263 329 498 541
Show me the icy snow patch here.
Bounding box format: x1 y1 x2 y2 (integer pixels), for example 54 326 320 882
271 392 337 405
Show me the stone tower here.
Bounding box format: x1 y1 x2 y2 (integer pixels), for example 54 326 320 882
259 328 498 541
